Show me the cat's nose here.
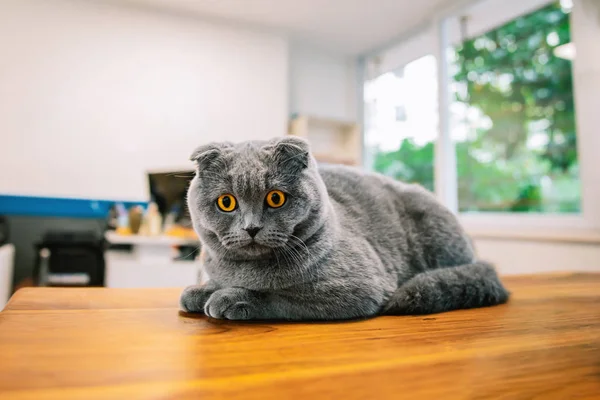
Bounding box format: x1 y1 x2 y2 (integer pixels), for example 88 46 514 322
244 226 262 238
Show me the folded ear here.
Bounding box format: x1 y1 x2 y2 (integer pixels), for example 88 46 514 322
190 142 232 170
269 136 312 173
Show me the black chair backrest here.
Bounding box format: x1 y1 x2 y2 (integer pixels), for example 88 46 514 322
34 230 105 286
0 216 8 246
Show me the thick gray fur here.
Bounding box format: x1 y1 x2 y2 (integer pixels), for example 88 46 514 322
180 137 509 320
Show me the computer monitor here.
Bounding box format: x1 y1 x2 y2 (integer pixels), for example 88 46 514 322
147 170 194 228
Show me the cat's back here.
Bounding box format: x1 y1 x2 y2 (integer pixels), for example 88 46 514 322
318 163 425 209
317 163 454 236
317 164 424 226
318 163 474 272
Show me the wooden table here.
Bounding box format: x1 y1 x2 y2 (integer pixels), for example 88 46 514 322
1 274 599 399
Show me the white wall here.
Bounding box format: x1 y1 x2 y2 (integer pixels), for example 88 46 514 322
474 238 600 275
0 0 288 201
289 42 357 122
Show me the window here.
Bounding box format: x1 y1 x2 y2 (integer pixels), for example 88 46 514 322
449 1 580 213
364 55 438 192
364 0 600 237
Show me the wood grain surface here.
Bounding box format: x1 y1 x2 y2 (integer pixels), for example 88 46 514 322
0 273 599 399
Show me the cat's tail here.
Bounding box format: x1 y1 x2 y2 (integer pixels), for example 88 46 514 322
384 261 509 315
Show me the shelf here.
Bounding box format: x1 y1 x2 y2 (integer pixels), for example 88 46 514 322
288 115 361 166
105 231 199 246
313 153 360 166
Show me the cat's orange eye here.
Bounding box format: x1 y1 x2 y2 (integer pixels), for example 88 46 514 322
217 194 237 212
266 190 286 208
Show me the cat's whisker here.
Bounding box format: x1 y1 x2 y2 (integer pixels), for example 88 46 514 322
281 243 312 285
287 243 307 265
179 246 200 260
284 240 311 286
289 235 311 259
273 247 282 270
277 246 294 269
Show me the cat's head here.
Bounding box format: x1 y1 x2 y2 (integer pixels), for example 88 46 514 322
187 137 327 261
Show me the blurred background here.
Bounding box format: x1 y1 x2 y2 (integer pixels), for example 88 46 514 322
1 0 599 307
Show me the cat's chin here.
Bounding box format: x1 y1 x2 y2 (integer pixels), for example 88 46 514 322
227 242 275 260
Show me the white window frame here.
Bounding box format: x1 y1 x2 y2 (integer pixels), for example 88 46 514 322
361 0 600 242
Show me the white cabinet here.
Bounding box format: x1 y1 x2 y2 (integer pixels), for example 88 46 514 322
0 244 15 309
104 232 200 288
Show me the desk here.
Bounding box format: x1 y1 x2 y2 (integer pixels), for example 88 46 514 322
1 273 599 399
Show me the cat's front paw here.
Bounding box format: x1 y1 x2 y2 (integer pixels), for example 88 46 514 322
204 288 257 320
180 284 215 313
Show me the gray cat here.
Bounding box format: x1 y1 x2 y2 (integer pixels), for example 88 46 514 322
180 136 509 320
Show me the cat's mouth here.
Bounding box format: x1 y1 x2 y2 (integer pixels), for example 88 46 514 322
220 234 289 259
238 241 275 255
243 241 269 250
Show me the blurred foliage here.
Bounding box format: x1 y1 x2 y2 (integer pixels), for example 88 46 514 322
373 2 580 213
373 140 435 192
